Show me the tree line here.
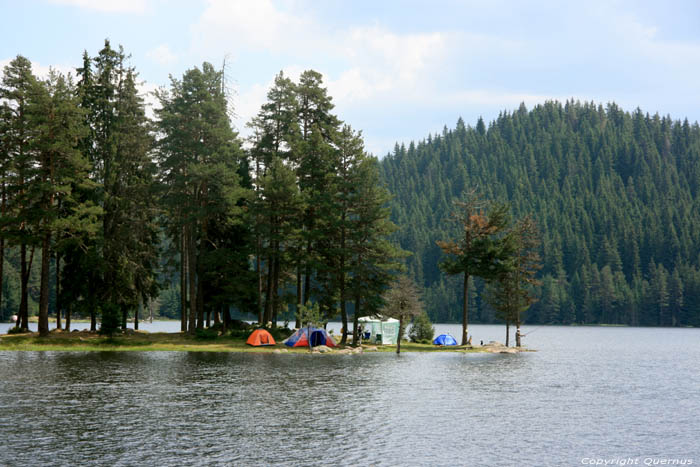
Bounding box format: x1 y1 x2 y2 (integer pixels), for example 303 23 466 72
380 101 700 327
0 40 403 341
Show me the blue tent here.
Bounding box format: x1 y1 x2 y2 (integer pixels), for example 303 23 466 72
283 327 337 348
433 334 458 346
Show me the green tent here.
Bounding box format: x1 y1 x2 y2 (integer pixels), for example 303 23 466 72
357 316 400 345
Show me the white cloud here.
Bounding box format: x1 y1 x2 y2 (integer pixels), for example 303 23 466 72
191 0 318 56
147 44 177 66
46 0 150 13
0 57 77 80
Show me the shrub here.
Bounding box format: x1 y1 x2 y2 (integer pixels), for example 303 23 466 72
7 326 29 335
99 303 121 336
195 327 219 340
269 326 293 341
409 311 435 343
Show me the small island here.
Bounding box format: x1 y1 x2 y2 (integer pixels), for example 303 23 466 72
0 327 529 354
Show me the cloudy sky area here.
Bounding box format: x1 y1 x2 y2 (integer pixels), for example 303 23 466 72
2 0 700 156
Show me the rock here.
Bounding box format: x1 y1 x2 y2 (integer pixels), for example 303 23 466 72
315 345 332 353
337 349 352 355
273 349 289 354
364 346 378 352
352 346 363 354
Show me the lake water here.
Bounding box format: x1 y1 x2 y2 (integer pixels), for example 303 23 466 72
1 324 698 466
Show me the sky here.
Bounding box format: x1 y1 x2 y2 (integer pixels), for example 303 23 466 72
2 0 700 156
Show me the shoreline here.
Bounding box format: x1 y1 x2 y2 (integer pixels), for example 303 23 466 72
0 330 530 354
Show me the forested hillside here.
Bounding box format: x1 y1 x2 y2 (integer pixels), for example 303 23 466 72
380 101 700 326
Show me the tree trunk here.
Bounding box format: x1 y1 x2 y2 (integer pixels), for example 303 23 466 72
187 226 197 334
135 301 140 331
0 184 4 321
516 321 522 347
90 307 96 332
222 305 230 332
0 236 4 324
256 237 263 325
352 300 360 348
196 272 204 330
396 318 403 354
461 272 470 345
505 320 510 347
272 244 280 328
65 303 71 332
295 265 302 328
213 304 220 325
303 242 312 305
263 254 273 326
180 229 187 332
19 242 28 329
38 233 51 337
206 308 211 328
55 252 61 330
121 305 127 331
339 267 347 345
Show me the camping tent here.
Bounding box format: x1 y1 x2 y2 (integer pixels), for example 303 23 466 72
433 334 458 346
357 316 400 345
283 327 337 348
247 329 276 346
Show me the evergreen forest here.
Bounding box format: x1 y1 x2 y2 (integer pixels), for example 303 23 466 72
0 41 401 342
380 101 700 326
3 40 700 332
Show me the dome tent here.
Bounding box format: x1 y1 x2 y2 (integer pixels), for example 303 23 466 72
283 327 337 348
246 329 276 346
433 334 458 346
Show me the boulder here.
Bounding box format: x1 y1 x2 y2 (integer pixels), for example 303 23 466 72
315 345 332 353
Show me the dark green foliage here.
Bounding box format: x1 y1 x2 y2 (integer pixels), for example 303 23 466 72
195 327 219 340
99 303 121 336
381 101 700 326
409 311 435 342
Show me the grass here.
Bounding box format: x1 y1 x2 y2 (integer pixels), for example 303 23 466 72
0 330 500 353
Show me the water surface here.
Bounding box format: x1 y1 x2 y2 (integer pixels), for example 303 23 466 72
1 325 698 466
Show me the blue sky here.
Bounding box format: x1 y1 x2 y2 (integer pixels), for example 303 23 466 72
2 0 700 156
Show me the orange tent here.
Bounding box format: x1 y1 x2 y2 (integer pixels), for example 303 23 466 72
246 329 276 346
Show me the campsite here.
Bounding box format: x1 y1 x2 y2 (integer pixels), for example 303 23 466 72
0 322 528 354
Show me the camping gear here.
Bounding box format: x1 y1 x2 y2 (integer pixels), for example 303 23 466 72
433 334 458 346
246 329 276 346
357 316 400 345
283 327 337 348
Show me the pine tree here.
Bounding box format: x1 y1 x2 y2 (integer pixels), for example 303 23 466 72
0 56 40 331
28 70 94 336
381 275 423 354
156 62 249 333
437 190 514 344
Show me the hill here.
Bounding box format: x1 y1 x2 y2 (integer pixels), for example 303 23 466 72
379 101 700 326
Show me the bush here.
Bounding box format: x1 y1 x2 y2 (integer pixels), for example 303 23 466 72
409 311 435 343
7 326 29 335
268 326 293 341
195 327 219 340
99 303 121 336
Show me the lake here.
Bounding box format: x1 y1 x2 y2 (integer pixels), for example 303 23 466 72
1 324 698 466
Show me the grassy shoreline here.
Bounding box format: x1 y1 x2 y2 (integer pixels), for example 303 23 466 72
0 330 520 353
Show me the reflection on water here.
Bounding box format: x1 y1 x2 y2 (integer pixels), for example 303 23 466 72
1 326 699 466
